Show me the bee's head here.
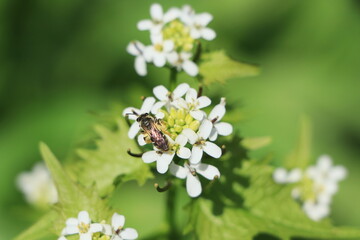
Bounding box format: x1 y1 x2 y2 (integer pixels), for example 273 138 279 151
136 113 149 122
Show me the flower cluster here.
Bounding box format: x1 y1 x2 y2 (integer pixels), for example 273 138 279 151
127 3 216 77
123 83 232 197
273 155 347 221
59 211 138 240
16 162 58 207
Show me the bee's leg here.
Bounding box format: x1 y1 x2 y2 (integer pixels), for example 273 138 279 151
144 135 152 144
154 180 172 192
158 120 171 135
127 149 143 158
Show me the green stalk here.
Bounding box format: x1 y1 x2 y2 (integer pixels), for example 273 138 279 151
166 184 179 239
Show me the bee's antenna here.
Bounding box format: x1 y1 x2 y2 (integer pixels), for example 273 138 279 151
127 149 143 158
154 180 172 192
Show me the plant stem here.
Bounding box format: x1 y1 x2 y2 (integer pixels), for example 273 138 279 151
170 68 177 90
166 185 179 239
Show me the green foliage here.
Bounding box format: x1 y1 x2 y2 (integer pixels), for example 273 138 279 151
241 136 272 150
70 117 153 196
186 156 360 240
199 50 260 85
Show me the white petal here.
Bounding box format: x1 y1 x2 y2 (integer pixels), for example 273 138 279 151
182 60 199 76
198 119 213 139
151 101 166 115
203 141 222 159
317 155 333 172
175 98 189 109
122 107 140 120
163 40 174 52
128 122 140 139
137 134 147 146
150 3 163 20
153 85 169 101
329 166 347 181
208 98 226 121
186 173 202 198
157 153 174 173
173 83 190 99
185 88 198 103
112 213 125 230
143 46 155 62
190 110 205 121
190 28 202 39
273 168 288 184
89 223 103 233
78 211 90 224
80 233 92 240
166 51 179 65
137 20 153 31
63 225 79 235
120 228 139 239
194 163 220 180
142 151 159 163
208 127 218 141
189 146 203 164
169 162 188 179
127 41 144 56
175 134 188 146
287 168 302 183
177 147 191 159
156 111 165 119
215 122 233 136
200 28 216 41
103 224 112 235
153 53 166 67
135 56 147 76
181 128 198 144
196 13 213 26
197 96 211 109
150 33 163 44
140 97 156 113
58 237 67 240
65 217 78 226
163 7 180 23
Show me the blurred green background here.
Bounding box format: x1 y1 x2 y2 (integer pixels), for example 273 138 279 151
1 0 360 239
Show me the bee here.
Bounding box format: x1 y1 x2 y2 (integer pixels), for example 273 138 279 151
134 112 170 152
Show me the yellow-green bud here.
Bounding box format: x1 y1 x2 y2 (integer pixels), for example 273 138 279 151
175 119 185 126
183 124 189 129
177 108 186 120
185 114 193 124
170 128 176 133
170 133 177 140
170 107 177 118
189 120 200 131
167 116 175 127
160 109 168 120
174 124 183 133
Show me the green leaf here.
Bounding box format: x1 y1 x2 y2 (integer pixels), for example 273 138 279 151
187 158 360 240
241 136 272 150
199 50 260 85
71 117 153 196
285 116 312 169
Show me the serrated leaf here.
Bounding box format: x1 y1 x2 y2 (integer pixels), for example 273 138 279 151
71 117 153 196
241 136 272 150
187 158 360 240
285 116 312 169
199 50 260 85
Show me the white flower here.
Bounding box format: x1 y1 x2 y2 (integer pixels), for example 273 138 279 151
122 97 156 139
151 83 190 114
137 3 179 34
61 211 103 240
208 98 233 141
144 34 174 67
127 41 148 76
302 201 330 222
273 168 302 184
142 134 191 174
103 213 138 240
167 52 199 77
183 12 216 41
170 162 220 197
176 88 211 120
16 162 58 206
182 119 222 164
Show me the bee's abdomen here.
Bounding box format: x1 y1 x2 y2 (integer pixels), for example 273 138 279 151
151 132 169 152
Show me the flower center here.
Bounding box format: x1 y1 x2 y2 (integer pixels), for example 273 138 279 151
154 43 163 52
296 176 325 203
160 107 200 140
162 20 194 52
78 222 90 234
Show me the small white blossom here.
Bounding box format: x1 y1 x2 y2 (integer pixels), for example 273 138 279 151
61 211 103 240
144 34 174 67
151 83 190 113
182 119 222 164
273 168 302 184
16 162 58 206
183 12 216 41
302 201 330 222
123 97 156 139
176 88 211 120
142 134 191 174
137 3 179 34
167 52 199 77
103 213 138 240
127 41 148 76
208 98 233 141
170 162 220 197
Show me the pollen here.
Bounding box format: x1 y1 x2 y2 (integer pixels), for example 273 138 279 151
78 222 90 234
161 107 200 140
162 20 194 52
